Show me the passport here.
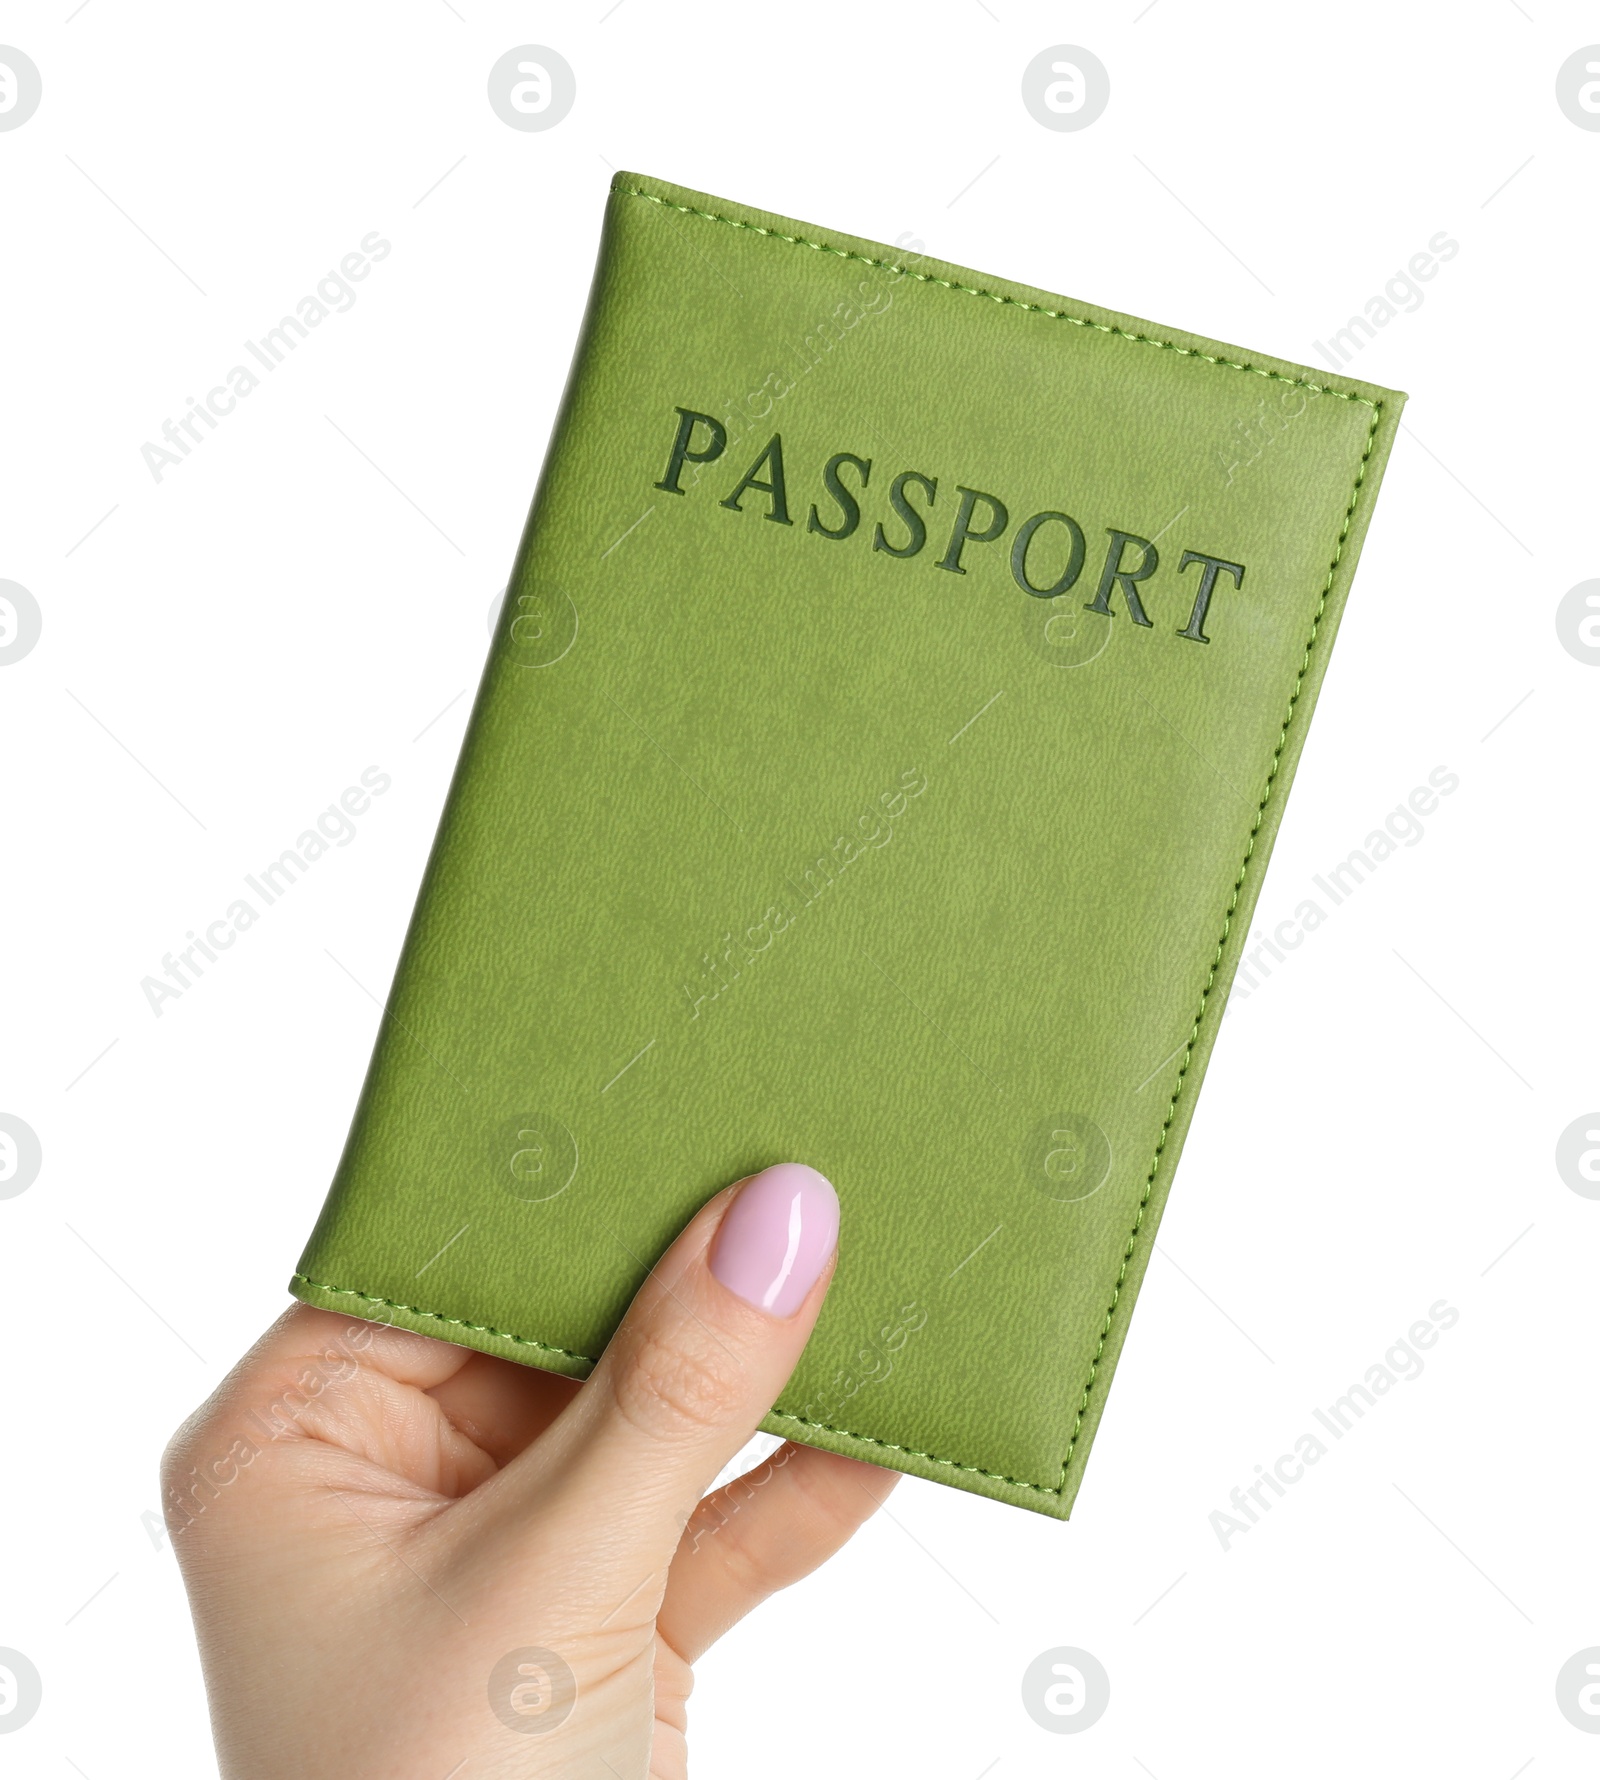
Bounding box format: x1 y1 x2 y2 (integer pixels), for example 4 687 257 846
291 170 1406 1517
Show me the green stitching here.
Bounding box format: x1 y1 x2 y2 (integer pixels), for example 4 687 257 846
612 181 1378 409
289 1271 1059 1495
290 192 1387 1508
289 1273 593 1366
764 1405 1059 1496
1054 398 1385 1494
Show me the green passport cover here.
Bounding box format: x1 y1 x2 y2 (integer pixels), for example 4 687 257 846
291 170 1405 1518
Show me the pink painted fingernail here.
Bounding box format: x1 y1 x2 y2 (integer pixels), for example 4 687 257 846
709 1164 839 1318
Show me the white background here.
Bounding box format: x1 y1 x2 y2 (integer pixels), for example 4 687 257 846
2 4 1596 1774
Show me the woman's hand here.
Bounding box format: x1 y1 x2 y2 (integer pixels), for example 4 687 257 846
163 1163 895 1777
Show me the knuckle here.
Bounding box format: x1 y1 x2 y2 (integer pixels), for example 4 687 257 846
158 1414 246 1545
786 1449 868 1548
157 1423 196 1510
695 1450 867 1596
609 1325 745 1443
710 1506 793 1600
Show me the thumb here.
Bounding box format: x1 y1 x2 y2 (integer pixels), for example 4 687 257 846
480 1163 839 1576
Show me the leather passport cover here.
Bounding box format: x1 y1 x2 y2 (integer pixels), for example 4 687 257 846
291 171 1405 1517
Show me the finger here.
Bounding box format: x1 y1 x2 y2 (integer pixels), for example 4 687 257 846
230 1308 579 1469
228 1303 481 1398
659 1443 898 1662
164 1305 497 1527
473 1163 840 1583
425 1351 581 1467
